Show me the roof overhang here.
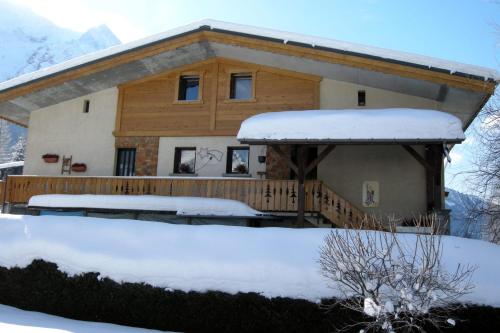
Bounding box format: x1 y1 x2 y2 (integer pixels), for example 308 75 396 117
0 20 497 127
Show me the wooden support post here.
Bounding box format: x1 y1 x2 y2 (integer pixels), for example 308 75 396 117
425 144 444 211
305 145 336 175
297 145 307 227
402 145 432 171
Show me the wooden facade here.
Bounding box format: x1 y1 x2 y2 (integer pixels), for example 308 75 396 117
114 58 320 137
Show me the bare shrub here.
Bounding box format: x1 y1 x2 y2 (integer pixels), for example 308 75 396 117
461 96 500 243
319 216 476 332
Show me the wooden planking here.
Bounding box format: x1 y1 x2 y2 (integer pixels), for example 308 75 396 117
5 176 329 213
4 176 373 227
117 58 318 135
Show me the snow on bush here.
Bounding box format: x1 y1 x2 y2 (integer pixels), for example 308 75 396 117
319 217 476 332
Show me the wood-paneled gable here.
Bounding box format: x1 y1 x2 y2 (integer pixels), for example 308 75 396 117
115 58 320 137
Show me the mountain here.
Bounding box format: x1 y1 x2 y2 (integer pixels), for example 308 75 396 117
0 0 120 163
446 187 487 239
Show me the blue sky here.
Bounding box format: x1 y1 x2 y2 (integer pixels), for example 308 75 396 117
9 0 500 192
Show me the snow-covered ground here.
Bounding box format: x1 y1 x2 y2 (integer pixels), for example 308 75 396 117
0 304 169 333
0 214 499 307
29 194 263 217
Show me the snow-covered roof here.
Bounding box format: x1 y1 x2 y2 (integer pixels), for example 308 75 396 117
237 109 465 143
0 19 498 92
28 194 263 217
0 160 24 169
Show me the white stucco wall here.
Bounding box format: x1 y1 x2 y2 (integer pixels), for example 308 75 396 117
24 88 118 176
317 145 427 219
157 137 266 177
320 78 442 110
318 78 436 218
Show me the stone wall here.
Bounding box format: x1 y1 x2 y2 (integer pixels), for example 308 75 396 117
265 145 291 180
115 137 159 176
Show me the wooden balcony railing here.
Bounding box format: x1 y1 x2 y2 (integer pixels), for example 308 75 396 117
2 176 366 227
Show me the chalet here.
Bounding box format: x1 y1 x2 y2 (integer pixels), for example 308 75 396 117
0 20 498 229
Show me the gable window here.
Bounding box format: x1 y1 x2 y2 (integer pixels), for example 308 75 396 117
226 147 250 174
83 100 90 113
178 75 200 101
115 148 136 176
230 73 253 100
174 147 196 174
358 90 366 106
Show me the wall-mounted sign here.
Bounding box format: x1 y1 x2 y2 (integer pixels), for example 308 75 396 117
362 181 379 207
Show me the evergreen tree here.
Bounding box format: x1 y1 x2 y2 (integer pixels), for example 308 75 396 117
11 136 26 161
0 119 13 163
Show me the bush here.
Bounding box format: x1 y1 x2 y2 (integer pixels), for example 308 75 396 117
0 260 498 332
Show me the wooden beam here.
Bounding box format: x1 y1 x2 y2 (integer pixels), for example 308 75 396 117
270 145 298 175
402 145 433 171
424 144 444 211
0 115 28 128
296 145 307 227
305 145 336 175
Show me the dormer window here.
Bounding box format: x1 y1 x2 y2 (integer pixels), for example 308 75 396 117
178 75 200 101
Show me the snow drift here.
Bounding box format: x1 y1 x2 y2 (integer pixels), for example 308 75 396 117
0 304 167 333
0 214 499 306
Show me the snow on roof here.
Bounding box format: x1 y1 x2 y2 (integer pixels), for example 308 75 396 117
28 194 263 217
0 160 24 169
0 19 497 93
237 109 465 143
1 214 500 306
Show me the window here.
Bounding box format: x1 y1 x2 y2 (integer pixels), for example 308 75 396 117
115 148 136 176
358 90 366 106
230 73 253 100
226 147 250 174
178 75 200 101
83 100 90 113
174 147 196 174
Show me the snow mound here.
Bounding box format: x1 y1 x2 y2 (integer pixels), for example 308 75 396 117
237 109 465 142
0 304 168 332
0 161 24 169
0 214 500 306
28 194 262 217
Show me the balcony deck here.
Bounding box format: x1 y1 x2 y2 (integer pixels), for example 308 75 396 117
1 176 366 227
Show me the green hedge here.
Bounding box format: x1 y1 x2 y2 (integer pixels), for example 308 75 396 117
0 260 498 332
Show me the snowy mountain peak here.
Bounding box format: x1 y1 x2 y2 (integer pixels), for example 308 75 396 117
0 0 121 163
78 24 121 50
